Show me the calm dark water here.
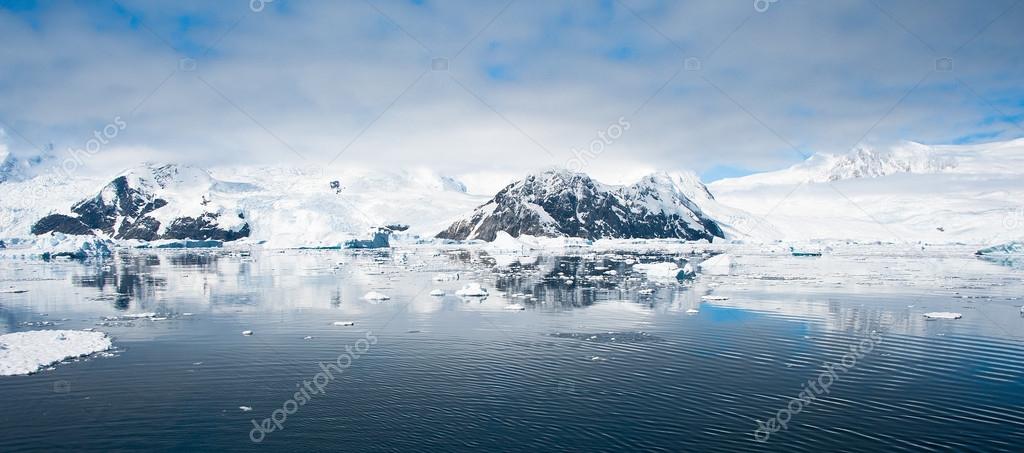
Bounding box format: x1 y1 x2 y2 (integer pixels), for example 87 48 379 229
0 246 1022 452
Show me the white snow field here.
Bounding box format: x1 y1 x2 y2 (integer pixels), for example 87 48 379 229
0 330 113 376
0 164 486 249
709 139 1024 244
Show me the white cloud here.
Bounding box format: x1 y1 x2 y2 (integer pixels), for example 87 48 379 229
0 0 1021 183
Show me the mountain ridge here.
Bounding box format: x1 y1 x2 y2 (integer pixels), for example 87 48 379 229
436 169 724 241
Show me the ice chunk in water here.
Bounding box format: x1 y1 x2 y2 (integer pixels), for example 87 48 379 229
0 330 113 376
455 283 488 297
363 291 391 301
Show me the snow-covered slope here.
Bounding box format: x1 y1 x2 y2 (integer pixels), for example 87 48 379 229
3 164 485 248
709 139 1024 244
32 164 250 242
713 142 961 189
437 169 723 241
209 166 486 248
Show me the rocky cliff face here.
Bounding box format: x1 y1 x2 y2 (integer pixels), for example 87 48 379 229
437 170 723 241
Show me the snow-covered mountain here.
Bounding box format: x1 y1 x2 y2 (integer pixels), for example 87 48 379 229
712 142 961 189
5 163 487 248
0 148 33 184
32 164 250 241
437 170 724 241
0 150 18 183
710 139 1024 244
5 137 1022 250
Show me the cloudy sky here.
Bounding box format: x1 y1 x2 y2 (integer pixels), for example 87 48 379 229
0 0 1021 192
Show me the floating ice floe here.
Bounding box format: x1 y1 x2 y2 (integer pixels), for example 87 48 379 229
303 336 314 340
429 289 445 296
239 406 253 412
701 295 729 301
685 308 700 314
699 253 733 275
333 321 355 326
633 262 695 281
363 291 391 301
432 273 460 282
923 312 962 319
638 288 655 295
241 330 254 336
789 246 823 257
120 312 159 319
455 283 488 297
503 304 526 310
0 330 113 376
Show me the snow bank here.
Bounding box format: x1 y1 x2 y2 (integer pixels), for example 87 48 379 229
0 330 112 376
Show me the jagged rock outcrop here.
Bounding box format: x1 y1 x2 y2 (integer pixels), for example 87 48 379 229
437 170 723 241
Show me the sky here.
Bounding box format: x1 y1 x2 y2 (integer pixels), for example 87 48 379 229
0 0 1022 193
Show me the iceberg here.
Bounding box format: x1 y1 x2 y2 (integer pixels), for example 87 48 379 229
976 241 1024 255
344 228 391 249
699 253 733 275
633 262 695 281
363 291 391 301
455 283 489 297
789 246 823 257
0 330 113 376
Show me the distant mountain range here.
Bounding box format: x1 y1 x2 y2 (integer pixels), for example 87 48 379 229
2 138 1023 246
709 139 1024 243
